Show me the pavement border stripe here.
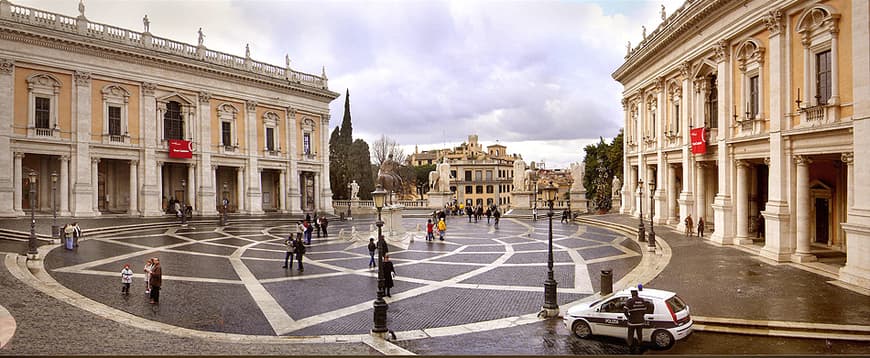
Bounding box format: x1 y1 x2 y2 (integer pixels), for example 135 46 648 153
693 315 870 333
361 336 416 355
0 300 15 349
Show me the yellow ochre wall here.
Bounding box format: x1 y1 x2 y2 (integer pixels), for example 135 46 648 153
13 67 72 139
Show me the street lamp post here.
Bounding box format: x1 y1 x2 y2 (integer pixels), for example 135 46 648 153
541 181 559 318
220 182 228 226
371 184 389 337
51 172 58 241
28 171 38 258
180 179 187 226
637 179 646 242
648 179 657 252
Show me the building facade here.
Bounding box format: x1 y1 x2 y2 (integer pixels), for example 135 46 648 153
0 0 338 217
614 0 870 288
409 134 521 208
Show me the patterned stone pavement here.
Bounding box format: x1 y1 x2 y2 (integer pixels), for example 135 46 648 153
1 214 645 355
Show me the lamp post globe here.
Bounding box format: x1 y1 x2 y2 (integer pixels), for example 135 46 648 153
180 179 187 226
648 179 657 251
371 184 389 336
51 172 58 240
541 181 559 317
27 171 38 258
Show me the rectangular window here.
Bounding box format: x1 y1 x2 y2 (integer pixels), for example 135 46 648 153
465 185 473 194
108 106 122 136
464 171 472 181
749 75 759 118
707 75 718 129
486 170 493 181
266 127 275 151
35 97 50 129
475 170 482 181
303 133 311 155
816 50 831 105
486 185 494 194
221 122 232 146
476 185 483 194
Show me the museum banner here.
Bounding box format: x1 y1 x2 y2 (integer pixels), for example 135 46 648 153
168 139 193 158
690 127 706 154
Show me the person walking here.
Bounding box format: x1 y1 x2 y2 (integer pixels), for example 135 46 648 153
120 263 133 296
367 238 377 268
697 217 705 238
485 208 491 224
303 219 313 245
437 218 446 241
684 214 694 238
426 219 434 242
294 237 306 272
321 216 329 237
475 206 483 223
143 258 154 294
149 257 162 304
493 208 501 229
533 207 538 221
466 206 473 222
314 214 322 238
622 288 653 354
282 235 295 269
383 254 396 297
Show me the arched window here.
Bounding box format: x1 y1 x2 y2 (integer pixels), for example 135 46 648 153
164 101 184 140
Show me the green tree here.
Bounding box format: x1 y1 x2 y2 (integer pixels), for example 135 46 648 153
329 126 347 199
409 164 436 199
582 129 624 210
348 139 375 200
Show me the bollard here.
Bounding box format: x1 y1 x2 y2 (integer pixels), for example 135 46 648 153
600 269 613 295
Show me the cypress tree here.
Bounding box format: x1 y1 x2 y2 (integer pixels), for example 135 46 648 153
329 126 346 199
349 139 375 200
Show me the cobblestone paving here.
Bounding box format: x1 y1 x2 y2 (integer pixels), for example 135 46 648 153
28 216 635 339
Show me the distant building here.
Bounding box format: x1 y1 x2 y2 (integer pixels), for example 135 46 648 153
409 135 522 208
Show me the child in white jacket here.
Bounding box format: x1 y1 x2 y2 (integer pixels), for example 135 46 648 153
121 264 133 295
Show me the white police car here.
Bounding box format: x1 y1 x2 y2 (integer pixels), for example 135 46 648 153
563 287 693 349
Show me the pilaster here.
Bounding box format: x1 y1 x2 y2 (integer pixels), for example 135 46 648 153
72 71 96 216
0 58 15 216
319 114 333 214
711 40 733 244
245 100 263 214
197 92 217 215
287 107 302 214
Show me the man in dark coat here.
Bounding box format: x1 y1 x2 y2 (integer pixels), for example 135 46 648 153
320 217 329 237
149 257 162 304
622 289 653 354
383 254 396 297
294 237 306 272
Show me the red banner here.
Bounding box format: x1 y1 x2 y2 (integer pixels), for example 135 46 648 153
690 128 707 154
168 139 193 158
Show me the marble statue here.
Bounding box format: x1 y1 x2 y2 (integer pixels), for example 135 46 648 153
436 159 452 192
197 27 204 46
570 162 585 190
349 180 359 200
143 15 150 32
513 159 526 191
612 176 622 197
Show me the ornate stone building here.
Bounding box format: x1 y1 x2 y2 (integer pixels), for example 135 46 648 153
409 134 521 208
614 0 870 289
0 0 338 217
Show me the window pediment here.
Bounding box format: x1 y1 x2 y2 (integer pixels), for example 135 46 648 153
26 73 62 92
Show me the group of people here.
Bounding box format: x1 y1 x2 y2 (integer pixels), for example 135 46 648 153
61 222 82 248
366 238 396 296
682 214 705 238
532 208 574 223
425 218 448 241
119 257 162 304
462 204 502 225
282 233 307 271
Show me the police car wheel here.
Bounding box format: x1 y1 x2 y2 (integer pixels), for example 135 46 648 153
571 320 592 339
651 330 674 349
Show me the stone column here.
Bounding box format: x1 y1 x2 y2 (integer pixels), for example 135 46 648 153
695 162 706 222
13 152 22 213
73 71 96 216
735 160 752 244
711 40 734 244
653 155 666 225
140 82 162 217
621 99 631 214
667 164 678 225
319 115 334 214
91 158 100 214
286 107 301 214
279 169 287 212
236 166 245 212
842 153 854 209
792 155 816 262
0 58 15 216
129 160 139 216
197 92 216 215
156 161 163 212
760 9 794 262
60 156 70 215
187 163 196 208
677 62 694 232
839 0 870 289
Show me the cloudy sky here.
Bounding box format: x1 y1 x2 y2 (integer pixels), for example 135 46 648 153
19 0 682 168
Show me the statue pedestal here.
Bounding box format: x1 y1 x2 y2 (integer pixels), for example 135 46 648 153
570 191 588 214
383 205 406 237
428 192 453 209
611 196 620 213
511 191 535 209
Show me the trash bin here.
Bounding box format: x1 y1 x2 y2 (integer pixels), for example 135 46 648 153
600 269 613 295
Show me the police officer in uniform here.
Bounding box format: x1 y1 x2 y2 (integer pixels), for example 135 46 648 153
623 288 653 354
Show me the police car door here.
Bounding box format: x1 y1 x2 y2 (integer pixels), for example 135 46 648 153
596 296 628 338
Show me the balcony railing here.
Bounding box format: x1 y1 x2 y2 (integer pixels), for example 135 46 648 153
34 127 53 137
2 0 328 90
